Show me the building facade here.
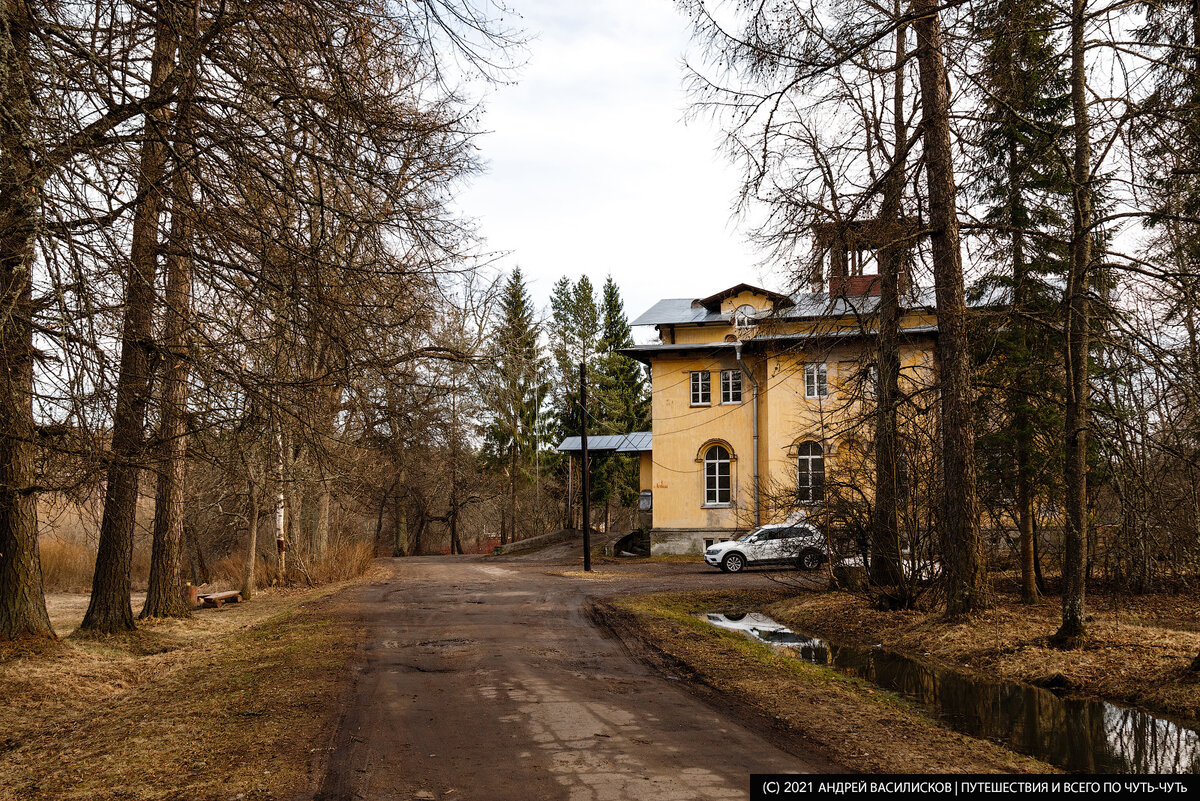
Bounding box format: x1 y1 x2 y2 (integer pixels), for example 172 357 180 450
625 281 942 555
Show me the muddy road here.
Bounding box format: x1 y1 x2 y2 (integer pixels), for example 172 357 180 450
315 555 833 801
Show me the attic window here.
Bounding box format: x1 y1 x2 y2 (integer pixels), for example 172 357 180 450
733 304 757 328
845 246 878 276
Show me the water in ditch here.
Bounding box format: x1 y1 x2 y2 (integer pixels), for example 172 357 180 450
705 612 1200 773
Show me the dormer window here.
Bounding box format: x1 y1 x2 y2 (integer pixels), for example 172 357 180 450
733 304 757 328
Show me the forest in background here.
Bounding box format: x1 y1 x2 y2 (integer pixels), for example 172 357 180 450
0 0 647 640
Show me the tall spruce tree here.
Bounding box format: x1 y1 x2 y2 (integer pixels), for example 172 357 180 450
592 276 649 518
482 268 546 544
549 275 600 438
971 0 1071 603
548 275 601 530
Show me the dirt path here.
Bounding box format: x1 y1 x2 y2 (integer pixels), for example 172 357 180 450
315 556 833 801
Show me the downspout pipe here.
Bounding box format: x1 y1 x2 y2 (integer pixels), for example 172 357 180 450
735 342 760 527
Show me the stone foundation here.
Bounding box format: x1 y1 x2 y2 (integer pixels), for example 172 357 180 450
651 528 745 555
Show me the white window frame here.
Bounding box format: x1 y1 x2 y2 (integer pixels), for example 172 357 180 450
796 441 825 504
720 369 742 404
733 304 757 328
703 444 732 506
804 363 827 399
690 371 711 406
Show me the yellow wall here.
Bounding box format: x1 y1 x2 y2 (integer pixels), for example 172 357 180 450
649 353 757 532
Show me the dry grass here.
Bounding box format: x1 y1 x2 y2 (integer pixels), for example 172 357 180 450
0 575 371 801
38 539 95 593
763 580 1200 722
210 539 375 591
603 588 1056 774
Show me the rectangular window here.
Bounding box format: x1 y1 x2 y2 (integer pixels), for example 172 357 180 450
804 363 827 399
721 369 742 404
690 371 711 405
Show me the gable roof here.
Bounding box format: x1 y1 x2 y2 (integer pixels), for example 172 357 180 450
695 283 795 312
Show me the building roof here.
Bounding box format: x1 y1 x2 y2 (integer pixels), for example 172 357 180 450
630 284 1006 328
556 431 652 454
618 327 939 364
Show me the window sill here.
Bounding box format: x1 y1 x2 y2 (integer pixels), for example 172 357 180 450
720 400 742 406
701 503 733 509
690 403 712 408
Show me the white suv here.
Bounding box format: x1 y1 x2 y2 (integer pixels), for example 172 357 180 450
704 523 826 573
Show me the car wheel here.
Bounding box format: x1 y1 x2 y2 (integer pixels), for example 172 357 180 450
799 549 822 571
721 553 745 573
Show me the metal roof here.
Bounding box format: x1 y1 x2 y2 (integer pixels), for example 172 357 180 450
618 327 938 363
557 431 652 453
629 285 1006 328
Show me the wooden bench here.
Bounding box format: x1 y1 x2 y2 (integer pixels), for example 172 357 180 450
198 590 242 608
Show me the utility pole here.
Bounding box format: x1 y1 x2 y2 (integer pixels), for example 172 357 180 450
580 362 592 572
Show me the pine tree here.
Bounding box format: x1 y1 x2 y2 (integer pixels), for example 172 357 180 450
547 275 602 530
971 0 1071 603
548 275 600 439
482 268 547 543
591 277 649 517
596 276 649 434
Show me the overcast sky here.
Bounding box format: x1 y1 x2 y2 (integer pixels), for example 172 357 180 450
457 0 780 331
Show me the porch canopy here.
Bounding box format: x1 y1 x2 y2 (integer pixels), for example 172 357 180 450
556 431 651 454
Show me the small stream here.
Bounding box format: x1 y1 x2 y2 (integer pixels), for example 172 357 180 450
704 612 1200 774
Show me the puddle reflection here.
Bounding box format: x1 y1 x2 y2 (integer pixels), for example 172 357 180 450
705 612 1200 774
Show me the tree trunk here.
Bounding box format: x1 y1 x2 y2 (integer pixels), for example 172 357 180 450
314 476 330 562
409 511 426 557
394 490 407 556
0 0 53 641
242 478 261 599
142 2 198 619
80 2 178 634
1053 0 1092 649
509 444 518 542
450 511 462 555
913 0 988 616
185 523 209 585
274 428 287 582
285 481 303 563
871 6 907 594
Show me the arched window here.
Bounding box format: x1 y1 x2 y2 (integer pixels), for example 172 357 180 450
796 441 824 503
733 304 757 328
704 445 732 505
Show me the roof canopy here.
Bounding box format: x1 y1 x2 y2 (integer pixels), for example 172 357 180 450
557 432 652 454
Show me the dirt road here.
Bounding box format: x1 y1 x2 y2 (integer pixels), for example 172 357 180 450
315 555 834 801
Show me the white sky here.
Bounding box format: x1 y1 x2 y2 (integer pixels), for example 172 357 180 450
458 0 781 331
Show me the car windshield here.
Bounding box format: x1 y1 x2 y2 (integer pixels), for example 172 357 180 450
739 527 772 542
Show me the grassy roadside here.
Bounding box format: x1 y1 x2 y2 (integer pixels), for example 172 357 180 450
0 574 374 801
597 587 1056 775
762 579 1200 722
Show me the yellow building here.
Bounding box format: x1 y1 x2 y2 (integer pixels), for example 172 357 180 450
625 281 941 554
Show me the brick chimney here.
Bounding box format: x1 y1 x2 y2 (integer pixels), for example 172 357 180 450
829 274 883 297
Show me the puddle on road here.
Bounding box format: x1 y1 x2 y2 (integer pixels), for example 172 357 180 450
704 612 1200 774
